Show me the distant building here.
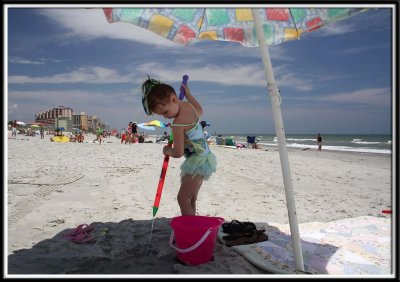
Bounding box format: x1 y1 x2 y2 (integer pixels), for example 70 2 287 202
35 106 106 133
35 106 73 128
56 116 73 131
73 112 89 132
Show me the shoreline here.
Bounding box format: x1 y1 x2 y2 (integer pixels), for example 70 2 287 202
212 141 392 158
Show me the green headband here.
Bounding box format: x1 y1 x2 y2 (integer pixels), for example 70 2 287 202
141 76 161 115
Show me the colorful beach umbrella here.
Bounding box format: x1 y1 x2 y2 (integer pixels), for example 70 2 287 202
137 123 156 131
103 7 367 271
144 120 169 128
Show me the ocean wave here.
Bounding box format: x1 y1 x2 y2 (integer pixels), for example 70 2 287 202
286 138 316 142
258 142 391 155
351 141 381 145
272 137 316 142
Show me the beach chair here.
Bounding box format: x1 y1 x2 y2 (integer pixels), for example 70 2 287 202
247 136 257 149
225 137 235 146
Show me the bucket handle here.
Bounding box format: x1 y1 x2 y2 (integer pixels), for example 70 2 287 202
169 228 213 253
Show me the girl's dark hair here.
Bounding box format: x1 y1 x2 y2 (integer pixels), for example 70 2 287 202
141 76 176 115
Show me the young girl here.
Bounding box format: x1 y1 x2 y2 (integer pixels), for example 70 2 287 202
141 77 217 216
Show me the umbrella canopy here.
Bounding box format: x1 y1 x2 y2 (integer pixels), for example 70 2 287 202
137 123 156 131
55 127 65 131
103 7 366 272
16 121 26 126
30 124 41 129
103 8 365 47
144 120 169 128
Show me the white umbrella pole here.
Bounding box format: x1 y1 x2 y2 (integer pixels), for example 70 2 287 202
251 9 305 272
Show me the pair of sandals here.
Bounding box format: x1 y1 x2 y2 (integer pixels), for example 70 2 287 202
221 220 268 247
63 224 97 244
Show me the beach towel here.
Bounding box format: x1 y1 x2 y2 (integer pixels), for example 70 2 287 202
218 216 391 275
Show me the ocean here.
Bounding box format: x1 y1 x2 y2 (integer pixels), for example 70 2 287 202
212 134 392 155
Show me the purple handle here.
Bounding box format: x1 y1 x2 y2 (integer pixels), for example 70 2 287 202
178 75 189 100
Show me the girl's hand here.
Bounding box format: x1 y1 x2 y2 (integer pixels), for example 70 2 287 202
181 84 190 96
163 145 172 156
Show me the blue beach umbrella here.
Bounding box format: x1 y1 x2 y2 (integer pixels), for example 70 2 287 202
103 7 367 271
137 122 156 131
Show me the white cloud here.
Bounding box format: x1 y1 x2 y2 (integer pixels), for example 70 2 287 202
289 87 391 108
37 9 182 47
8 66 136 84
318 21 356 36
276 73 314 91
137 62 267 86
336 44 388 54
9 56 61 66
318 88 391 107
8 60 315 92
8 103 19 114
9 57 44 65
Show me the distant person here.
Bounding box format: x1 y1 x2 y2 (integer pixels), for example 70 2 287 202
11 120 17 138
131 122 139 143
77 131 84 143
138 132 145 143
96 126 103 145
316 133 323 151
156 131 169 143
126 122 132 144
200 120 212 144
216 134 224 145
121 132 127 144
40 126 45 139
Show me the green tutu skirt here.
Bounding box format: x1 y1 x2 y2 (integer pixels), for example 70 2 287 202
180 152 217 181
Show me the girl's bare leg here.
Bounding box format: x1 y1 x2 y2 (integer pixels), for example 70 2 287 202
191 178 203 214
178 175 204 216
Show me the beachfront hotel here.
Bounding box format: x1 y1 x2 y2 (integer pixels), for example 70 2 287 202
35 106 105 133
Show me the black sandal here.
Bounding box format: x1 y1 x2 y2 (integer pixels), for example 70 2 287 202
223 230 268 247
221 220 242 234
221 220 257 234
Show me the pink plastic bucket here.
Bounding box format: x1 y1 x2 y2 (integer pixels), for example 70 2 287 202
170 215 224 266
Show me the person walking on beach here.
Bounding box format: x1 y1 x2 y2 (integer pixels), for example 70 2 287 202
39 122 45 139
96 126 103 145
141 76 217 216
316 133 323 151
11 120 17 139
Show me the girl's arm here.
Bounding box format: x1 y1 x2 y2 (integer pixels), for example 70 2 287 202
163 126 185 158
182 84 203 117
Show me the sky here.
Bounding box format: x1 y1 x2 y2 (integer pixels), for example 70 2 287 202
5 5 394 135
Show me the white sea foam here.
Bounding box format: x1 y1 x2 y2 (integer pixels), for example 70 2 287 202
351 140 381 145
286 138 316 142
258 142 391 155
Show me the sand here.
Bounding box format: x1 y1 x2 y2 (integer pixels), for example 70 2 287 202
6 131 392 276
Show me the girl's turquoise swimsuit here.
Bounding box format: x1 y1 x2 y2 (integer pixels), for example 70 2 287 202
170 104 216 180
